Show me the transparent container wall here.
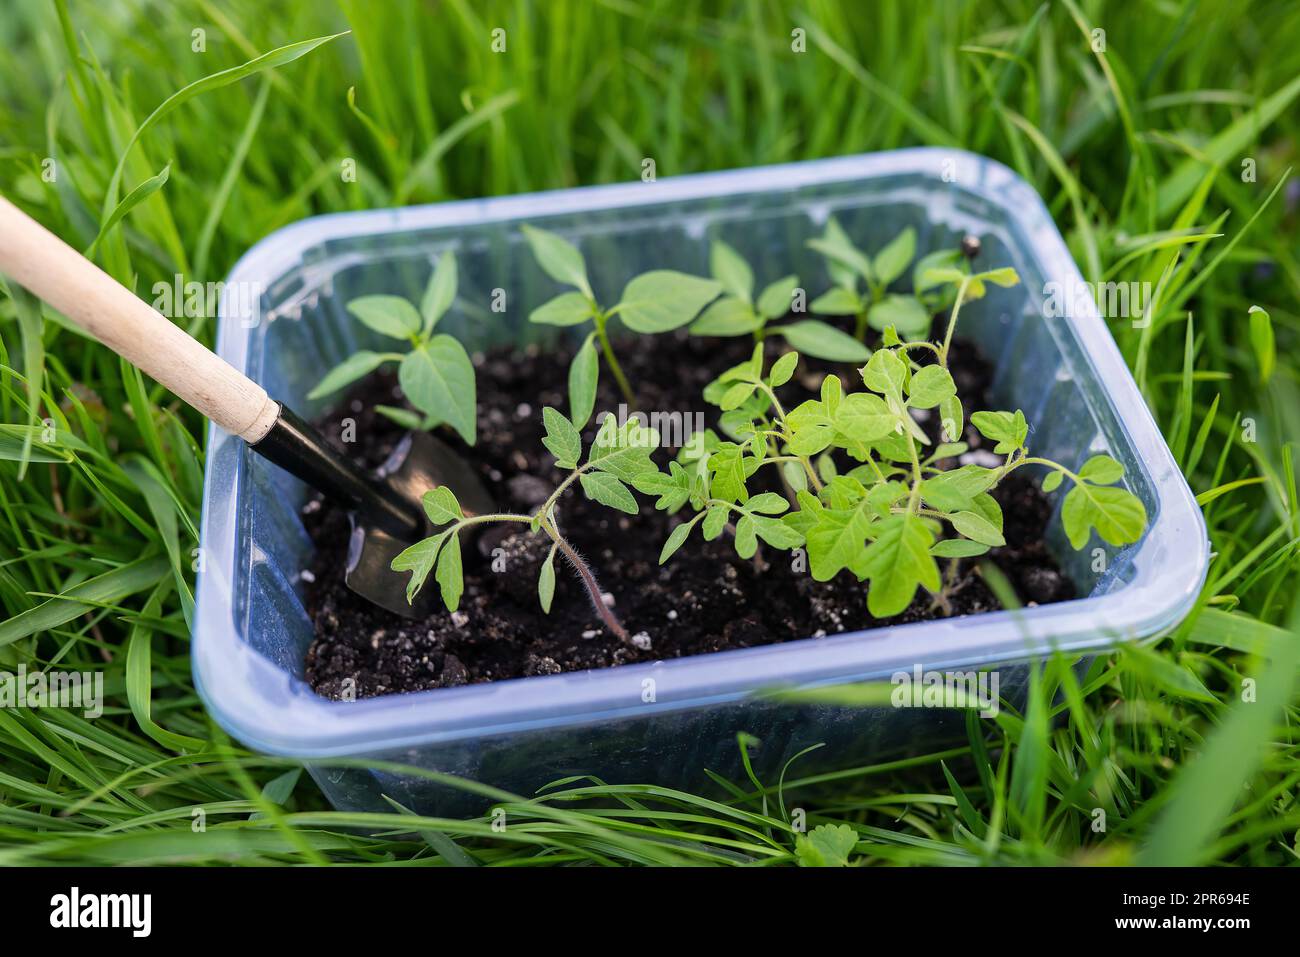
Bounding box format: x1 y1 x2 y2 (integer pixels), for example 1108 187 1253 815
198 152 1205 814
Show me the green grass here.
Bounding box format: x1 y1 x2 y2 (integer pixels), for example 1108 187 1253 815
1 0 1298 866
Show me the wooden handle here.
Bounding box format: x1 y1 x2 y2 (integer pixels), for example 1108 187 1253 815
0 195 279 442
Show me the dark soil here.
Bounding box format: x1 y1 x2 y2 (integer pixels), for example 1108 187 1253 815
302 329 1074 700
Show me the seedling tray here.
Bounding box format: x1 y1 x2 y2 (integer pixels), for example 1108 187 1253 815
194 148 1207 814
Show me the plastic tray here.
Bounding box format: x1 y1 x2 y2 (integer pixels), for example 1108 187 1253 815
195 148 1208 813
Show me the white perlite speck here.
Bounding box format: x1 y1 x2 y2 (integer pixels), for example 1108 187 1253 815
630 632 652 651
450 611 469 628
581 629 599 639
300 569 316 583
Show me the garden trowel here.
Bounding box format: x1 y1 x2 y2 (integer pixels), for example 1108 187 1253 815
0 194 493 619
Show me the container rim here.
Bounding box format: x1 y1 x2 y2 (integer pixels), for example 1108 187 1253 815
195 147 1209 758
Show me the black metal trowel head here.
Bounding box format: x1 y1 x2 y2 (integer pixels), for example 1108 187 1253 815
252 407 494 619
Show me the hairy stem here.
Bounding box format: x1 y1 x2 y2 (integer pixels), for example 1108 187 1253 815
939 276 970 368
540 518 630 644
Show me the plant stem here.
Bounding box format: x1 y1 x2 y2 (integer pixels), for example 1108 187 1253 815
854 310 869 341
539 517 630 644
594 312 637 407
939 277 970 368
756 382 823 492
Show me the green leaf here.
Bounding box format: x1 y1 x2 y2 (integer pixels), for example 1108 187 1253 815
862 513 939 617
1078 454 1125 485
769 351 799 387
347 295 422 340
807 505 875 580
708 444 758 504
580 471 638 514
1061 484 1148 549
522 224 590 295
568 333 599 429
710 239 753 302
939 394 963 443
587 415 660 478
745 492 790 515
773 320 870 362
872 226 916 286
541 407 582 469
398 336 477 444
810 286 863 315
435 532 464 611
913 249 963 294
689 296 762 336
970 409 1027 454
907 364 956 408
530 291 595 327
756 274 800 319
89 163 171 256
868 294 931 337
949 510 1006 547
931 538 991 558
617 271 723 333
719 381 757 410
391 531 450 603
1042 470 1064 493
860 349 907 396
978 266 1020 288
660 517 697 564
420 251 457 335
375 405 433 430
752 515 804 549
807 219 874 281
919 465 998 512
1247 306 1275 383
733 514 758 558
702 504 729 540
832 392 895 444
308 351 394 400
422 486 464 525
794 823 858 867
538 547 557 613
632 462 691 512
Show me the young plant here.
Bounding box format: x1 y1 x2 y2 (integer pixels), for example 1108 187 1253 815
391 407 662 646
308 251 476 444
688 238 868 363
639 265 1149 619
808 219 935 342
522 224 721 413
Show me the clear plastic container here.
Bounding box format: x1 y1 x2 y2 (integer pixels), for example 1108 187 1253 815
195 148 1208 814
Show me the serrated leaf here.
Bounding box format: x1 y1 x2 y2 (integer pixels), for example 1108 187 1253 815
588 416 661 478
631 462 691 512
872 226 916 286
807 505 875 580
708 444 758 504
422 485 464 525
308 351 394 400
949 510 1006 547
861 349 907 396
530 291 595 326
710 239 754 302
868 294 931 337
1061 484 1147 549
391 531 450 603
616 271 723 333
752 515 804 549
745 492 790 515
907 365 956 408
522 224 590 295
421 251 457 335
970 409 1027 454
702 504 729 540
689 296 762 336
919 465 997 512
347 295 422 340
773 320 870 362
832 392 895 445
580 471 638 514
538 547 557 612
794 823 858 867
756 274 800 319
1078 454 1125 485
398 336 477 445
541 407 581 468
769 351 798 387
569 333 599 429
862 513 939 617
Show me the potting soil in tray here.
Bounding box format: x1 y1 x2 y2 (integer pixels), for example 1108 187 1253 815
302 332 1074 699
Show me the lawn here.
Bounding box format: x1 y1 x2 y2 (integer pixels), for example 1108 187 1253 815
0 0 1297 866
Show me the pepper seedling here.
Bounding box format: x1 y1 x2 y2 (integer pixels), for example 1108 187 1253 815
522 224 721 414
309 250 477 444
688 238 869 363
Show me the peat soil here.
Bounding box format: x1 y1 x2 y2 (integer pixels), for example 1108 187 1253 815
303 331 1074 699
